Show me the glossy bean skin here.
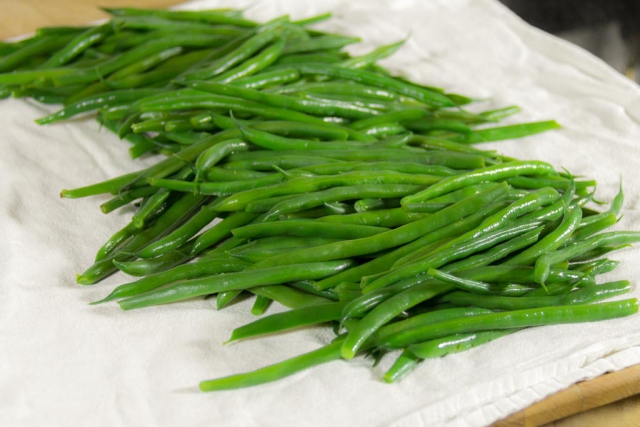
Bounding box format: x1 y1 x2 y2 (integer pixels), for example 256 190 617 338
199 340 345 391
534 232 640 285
377 299 638 349
401 161 556 205
92 255 250 304
227 301 348 342
292 63 453 107
232 221 390 240
185 81 385 119
339 228 541 321
191 211 258 255
118 260 355 310
315 203 504 291
211 38 285 84
210 170 443 212
437 281 630 311
77 193 206 285
361 222 543 293
41 24 113 69
317 208 426 228
340 283 455 359
264 184 424 221
252 183 508 270
505 207 582 265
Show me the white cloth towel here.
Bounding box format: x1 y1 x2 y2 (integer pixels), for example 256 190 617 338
1 1 639 426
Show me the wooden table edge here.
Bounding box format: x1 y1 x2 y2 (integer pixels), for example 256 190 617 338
491 363 640 426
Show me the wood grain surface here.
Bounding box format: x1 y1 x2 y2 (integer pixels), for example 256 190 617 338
492 364 640 426
0 0 184 39
2 1 639 426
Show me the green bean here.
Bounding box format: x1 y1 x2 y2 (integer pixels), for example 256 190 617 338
290 281 340 301
436 265 591 288
136 199 223 258
222 156 344 171
103 7 256 27
211 170 443 212
93 255 250 304
340 39 405 69
40 24 112 69
267 81 402 103
55 34 233 86
478 106 521 121
505 176 594 191
232 67 300 89
299 92 398 112
348 108 426 131
114 242 194 276
404 329 519 360
251 285 331 310
107 46 184 81
211 38 285 84
404 188 559 264
0 34 74 72
292 63 453 107
110 16 250 36
254 183 508 272
570 245 633 263
339 228 538 320
564 213 618 246
300 161 460 177
409 134 497 157
226 149 487 169
150 174 284 196
118 260 355 310
360 123 405 138
191 211 258 255
341 282 455 358
362 221 543 293
100 186 158 213
185 81 384 119
315 203 507 291
204 167 272 181
60 172 138 198
94 222 139 263
570 259 620 276
438 230 543 276
234 121 375 151
505 207 582 266
401 161 556 204
195 138 253 178
281 35 360 55
228 301 348 343
402 183 500 213
179 27 284 81
383 351 420 383
211 114 349 140
37 89 163 125
275 51 345 65
534 232 640 285
250 296 272 315
352 198 399 212
378 299 638 349
374 307 494 344
264 184 424 221
458 120 562 143
233 221 390 240
199 339 344 391
426 268 509 295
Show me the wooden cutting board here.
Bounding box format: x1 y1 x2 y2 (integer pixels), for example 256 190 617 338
2 1 639 425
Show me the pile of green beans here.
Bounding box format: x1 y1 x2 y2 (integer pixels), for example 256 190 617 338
3 7 638 392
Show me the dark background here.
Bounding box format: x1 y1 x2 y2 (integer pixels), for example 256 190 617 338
501 0 640 82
